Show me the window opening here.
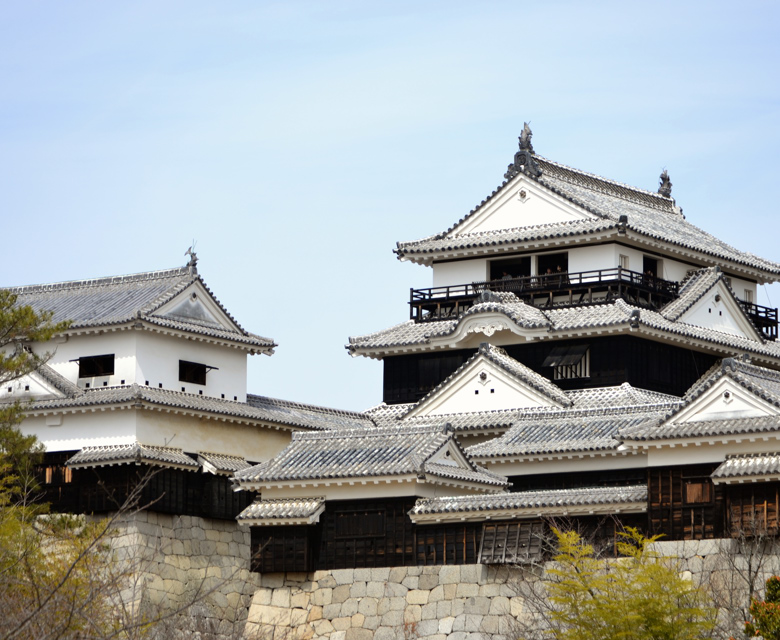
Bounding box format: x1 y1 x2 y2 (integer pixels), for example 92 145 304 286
543 344 590 380
744 289 753 303
73 354 115 378
179 360 218 386
537 252 569 279
619 254 629 270
642 256 659 278
490 256 531 281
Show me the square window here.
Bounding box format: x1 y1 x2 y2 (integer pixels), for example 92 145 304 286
78 354 114 378
179 360 207 386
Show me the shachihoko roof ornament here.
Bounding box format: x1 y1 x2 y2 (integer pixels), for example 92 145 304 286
504 122 542 180
658 169 672 198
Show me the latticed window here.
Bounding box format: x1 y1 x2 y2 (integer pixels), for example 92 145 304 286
479 521 544 564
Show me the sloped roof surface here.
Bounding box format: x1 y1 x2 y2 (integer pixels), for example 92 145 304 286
237 498 325 523
32 364 84 398
712 453 780 481
620 359 780 442
198 451 251 473
22 384 363 432
396 153 780 276
66 443 199 469
411 485 648 518
234 424 507 488
348 296 780 361
468 406 669 458
6 266 274 349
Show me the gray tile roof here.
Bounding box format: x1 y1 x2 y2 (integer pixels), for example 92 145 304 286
467 406 669 459
246 395 375 431
6 266 275 350
66 443 200 470
236 498 325 525
33 364 84 398
348 297 780 362
198 452 251 474
396 154 780 277
661 267 727 322
620 415 780 442
564 383 681 410
234 424 508 489
22 383 365 432
410 485 648 521
407 343 571 417
712 453 780 482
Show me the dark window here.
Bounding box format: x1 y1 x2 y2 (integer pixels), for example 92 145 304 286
179 360 207 385
684 480 713 504
335 508 386 539
537 252 568 276
643 256 659 277
78 354 114 378
490 256 531 280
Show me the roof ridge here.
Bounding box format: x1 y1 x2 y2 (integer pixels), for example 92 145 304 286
290 423 450 442
535 156 677 211
246 393 372 419
5 266 191 293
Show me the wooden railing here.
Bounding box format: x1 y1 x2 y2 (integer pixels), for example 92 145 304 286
409 267 679 322
739 300 778 340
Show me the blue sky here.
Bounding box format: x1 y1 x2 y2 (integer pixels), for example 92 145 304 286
2 1 779 410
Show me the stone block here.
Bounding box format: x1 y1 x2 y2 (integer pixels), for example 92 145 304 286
464 596 490 615
436 600 452 618
404 605 422 624
489 595 510 615
308 605 323 622
407 566 422 576
253 587 273 606
372 567 391 581
374 627 397 640
402 576 419 589
296 623 315 640
451 599 465 617
345 629 373 640
350 581 367 598
324 603 343 619
364 616 381 630
406 589 429 605
439 616 456 635
418 573 439 590
460 564 485 584
464 614 482 632
481 614 500 634
332 616 352 631
456 583 480 598
421 602 437 620
351 613 365 628
311 588 332 606
248 604 292 627
466 633 486 640
439 566 460 585
333 584 352 604
453 615 466 632
428 585 445 602
260 573 285 588
353 567 372 582
312 619 335 634
367 581 386 598
416 619 440 636
510 596 524 617
318 575 338 589
271 587 291 608
331 632 346 640
381 609 404 627
385 582 408 597
389 596 406 611
358 598 378 617
291 609 309 626
332 569 355 585
291 592 310 609
479 582 501 597
342 598 360 617
389 567 407 583
448 632 468 640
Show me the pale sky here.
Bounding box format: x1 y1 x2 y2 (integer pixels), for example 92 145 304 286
2 1 779 410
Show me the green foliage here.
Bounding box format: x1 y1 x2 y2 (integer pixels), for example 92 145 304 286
535 527 716 640
745 576 780 640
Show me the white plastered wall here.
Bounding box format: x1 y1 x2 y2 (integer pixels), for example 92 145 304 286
432 259 489 288
43 332 139 389
134 332 248 402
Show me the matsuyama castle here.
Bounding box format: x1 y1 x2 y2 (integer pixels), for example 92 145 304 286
7 126 780 573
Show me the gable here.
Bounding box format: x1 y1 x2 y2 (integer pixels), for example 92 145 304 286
675 281 762 341
406 355 563 418
450 175 596 237
428 440 472 469
153 282 242 332
673 377 777 424
1 371 69 402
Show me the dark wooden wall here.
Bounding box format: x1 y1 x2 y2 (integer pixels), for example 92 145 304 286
382 336 718 404
648 464 725 540
36 454 254 521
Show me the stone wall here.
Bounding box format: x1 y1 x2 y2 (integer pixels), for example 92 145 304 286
242 539 780 640
111 511 260 639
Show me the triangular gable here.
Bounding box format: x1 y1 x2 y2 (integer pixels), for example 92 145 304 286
428 439 473 469
152 281 242 333
405 344 569 418
671 375 777 424
672 279 763 341
450 174 596 237
1 365 81 402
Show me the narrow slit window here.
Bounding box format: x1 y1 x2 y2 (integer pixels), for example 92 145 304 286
76 354 115 378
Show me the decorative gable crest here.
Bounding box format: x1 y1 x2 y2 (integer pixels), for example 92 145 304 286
505 123 542 180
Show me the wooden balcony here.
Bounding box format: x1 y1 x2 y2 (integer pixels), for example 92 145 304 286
410 267 679 323
739 300 778 341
